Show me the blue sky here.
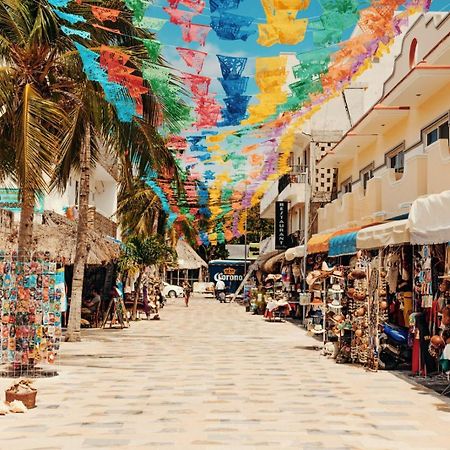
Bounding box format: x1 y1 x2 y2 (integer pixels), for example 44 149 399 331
146 0 450 101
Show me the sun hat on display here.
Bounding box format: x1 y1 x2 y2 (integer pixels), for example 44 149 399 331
330 299 343 309
321 262 335 272
306 270 322 286
311 296 323 305
329 284 344 294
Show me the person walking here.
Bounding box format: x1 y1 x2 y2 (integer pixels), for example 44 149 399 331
215 279 226 302
182 279 192 307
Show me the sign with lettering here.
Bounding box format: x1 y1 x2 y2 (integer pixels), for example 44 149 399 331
275 201 289 249
208 260 246 293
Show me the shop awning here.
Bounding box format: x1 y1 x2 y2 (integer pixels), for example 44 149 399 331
357 219 410 249
409 190 450 245
307 232 335 254
284 245 305 261
329 231 358 257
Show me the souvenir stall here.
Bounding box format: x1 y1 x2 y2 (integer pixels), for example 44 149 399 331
408 191 450 377
0 252 63 376
263 274 291 321
326 231 361 363
282 245 305 319
356 219 413 370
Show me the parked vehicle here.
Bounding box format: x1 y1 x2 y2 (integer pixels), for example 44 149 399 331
379 323 411 370
161 282 184 299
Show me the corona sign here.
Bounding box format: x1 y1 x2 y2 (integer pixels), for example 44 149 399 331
208 260 246 293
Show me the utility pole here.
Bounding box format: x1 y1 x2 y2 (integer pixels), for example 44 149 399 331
302 165 310 293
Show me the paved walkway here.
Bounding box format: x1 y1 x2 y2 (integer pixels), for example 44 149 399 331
1 295 450 450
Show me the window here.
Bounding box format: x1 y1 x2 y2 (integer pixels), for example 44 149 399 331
386 144 405 179
360 163 374 193
409 38 418 69
426 118 449 146
341 177 352 194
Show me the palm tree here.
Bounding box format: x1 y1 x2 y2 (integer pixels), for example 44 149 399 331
0 1 187 341
48 3 185 341
119 235 175 320
0 0 73 258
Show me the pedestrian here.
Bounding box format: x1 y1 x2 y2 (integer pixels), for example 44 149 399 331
182 279 192 307
215 278 226 302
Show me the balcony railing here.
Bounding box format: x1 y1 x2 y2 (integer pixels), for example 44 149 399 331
278 169 307 194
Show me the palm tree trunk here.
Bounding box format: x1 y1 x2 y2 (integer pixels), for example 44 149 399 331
132 270 143 321
18 186 35 261
66 125 91 342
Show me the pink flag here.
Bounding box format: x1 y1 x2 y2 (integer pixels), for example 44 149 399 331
167 0 206 13
182 73 211 97
163 7 198 25
176 47 207 74
180 22 211 46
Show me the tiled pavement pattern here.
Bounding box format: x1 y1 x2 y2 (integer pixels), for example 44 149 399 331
1 295 450 450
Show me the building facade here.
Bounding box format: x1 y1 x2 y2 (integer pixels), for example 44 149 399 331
258 14 432 250
317 13 450 233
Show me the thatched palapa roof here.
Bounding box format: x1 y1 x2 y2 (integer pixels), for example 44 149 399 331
1 211 120 265
172 240 207 270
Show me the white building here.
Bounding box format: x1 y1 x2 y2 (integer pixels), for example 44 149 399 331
0 149 119 239
259 13 435 253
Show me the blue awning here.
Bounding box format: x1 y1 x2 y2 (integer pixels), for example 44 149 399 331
328 231 358 257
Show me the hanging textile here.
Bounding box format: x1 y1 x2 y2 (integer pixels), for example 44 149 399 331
92 23 122 34
182 73 211 97
217 55 247 79
163 7 198 25
177 47 207 74
54 9 87 25
124 0 148 22
211 12 255 41
91 6 121 22
217 55 249 127
167 0 206 13
100 46 148 116
310 0 360 46
61 26 91 39
244 56 288 125
258 0 309 46
210 0 242 12
133 17 167 31
74 43 136 122
180 23 211 46
48 0 71 6
274 0 311 9
219 77 249 97
142 39 161 62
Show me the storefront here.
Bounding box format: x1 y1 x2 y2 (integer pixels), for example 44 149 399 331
407 191 450 376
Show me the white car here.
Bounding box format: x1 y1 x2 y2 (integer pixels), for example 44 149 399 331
161 282 184 299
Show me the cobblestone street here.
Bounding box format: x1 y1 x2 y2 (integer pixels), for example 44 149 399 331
1 295 450 449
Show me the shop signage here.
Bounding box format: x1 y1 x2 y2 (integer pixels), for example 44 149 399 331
208 261 246 293
275 201 288 249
